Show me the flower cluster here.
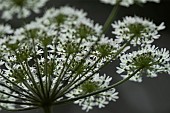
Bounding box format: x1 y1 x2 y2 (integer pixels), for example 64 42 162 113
100 0 160 7
117 45 170 82
0 0 170 113
0 6 120 111
0 24 13 36
112 16 165 46
0 0 48 20
66 74 119 112
114 15 170 82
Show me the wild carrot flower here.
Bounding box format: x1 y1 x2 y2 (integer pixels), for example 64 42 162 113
100 0 160 7
117 45 170 82
0 0 48 20
66 73 119 112
0 6 121 112
112 16 165 46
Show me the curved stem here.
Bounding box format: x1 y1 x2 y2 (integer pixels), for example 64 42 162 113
54 36 134 100
54 67 143 105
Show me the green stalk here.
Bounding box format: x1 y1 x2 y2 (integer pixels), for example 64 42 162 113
46 0 124 106
50 53 70 98
0 73 37 101
51 38 83 98
54 57 103 99
102 1 120 33
0 90 29 101
42 106 53 113
44 45 49 98
54 67 143 105
55 36 134 100
32 37 46 98
47 41 60 97
24 61 43 100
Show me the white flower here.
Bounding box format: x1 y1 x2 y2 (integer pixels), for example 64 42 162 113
0 0 48 20
100 0 160 7
0 24 13 46
112 16 165 46
66 73 119 112
117 45 170 82
0 24 13 35
0 6 121 110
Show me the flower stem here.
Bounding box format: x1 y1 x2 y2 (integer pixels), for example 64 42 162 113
102 2 120 33
43 106 53 113
54 67 143 105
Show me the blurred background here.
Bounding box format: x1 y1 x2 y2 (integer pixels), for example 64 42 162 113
1 0 170 113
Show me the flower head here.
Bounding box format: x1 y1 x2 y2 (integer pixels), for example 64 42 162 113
112 16 165 46
0 6 120 111
0 0 48 20
0 24 13 36
100 0 160 7
117 45 170 82
66 74 119 112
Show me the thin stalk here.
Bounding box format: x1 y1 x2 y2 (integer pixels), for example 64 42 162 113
54 57 102 99
50 53 70 98
102 0 120 33
54 67 143 105
32 37 46 98
44 45 48 98
10 67 41 102
0 90 30 101
21 60 40 93
20 61 43 100
25 61 43 100
55 37 134 99
4 48 42 102
0 73 37 101
0 82 40 103
13 51 42 100
51 38 83 98
48 39 59 97
58 35 102 89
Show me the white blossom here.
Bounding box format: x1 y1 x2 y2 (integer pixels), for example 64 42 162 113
112 16 165 46
100 0 160 7
66 74 119 112
0 6 120 110
0 24 13 35
0 0 48 20
117 45 170 82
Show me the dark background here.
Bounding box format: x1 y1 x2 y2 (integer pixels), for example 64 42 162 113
1 0 170 113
